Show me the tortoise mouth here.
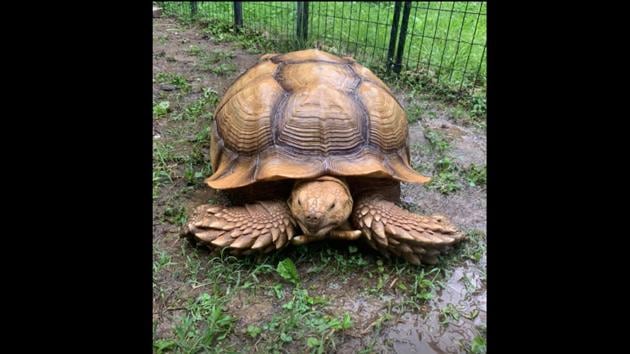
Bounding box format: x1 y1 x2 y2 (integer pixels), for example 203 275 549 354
297 220 338 238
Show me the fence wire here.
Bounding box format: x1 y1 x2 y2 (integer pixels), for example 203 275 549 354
157 1 486 93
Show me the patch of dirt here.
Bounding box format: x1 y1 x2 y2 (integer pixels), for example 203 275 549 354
307 273 385 337
401 183 487 233
379 262 487 353
227 292 275 329
403 117 487 233
423 118 487 169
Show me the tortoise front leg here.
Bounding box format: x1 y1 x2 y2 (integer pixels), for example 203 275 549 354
183 200 297 255
351 195 465 265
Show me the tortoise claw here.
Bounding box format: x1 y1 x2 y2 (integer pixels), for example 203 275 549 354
352 196 465 265
186 200 296 254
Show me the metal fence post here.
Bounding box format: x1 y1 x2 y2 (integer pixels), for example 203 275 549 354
393 1 411 74
296 2 309 43
387 1 402 73
233 1 243 32
303 2 309 42
190 1 198 19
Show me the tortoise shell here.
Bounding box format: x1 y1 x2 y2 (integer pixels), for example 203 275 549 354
206 49 430 189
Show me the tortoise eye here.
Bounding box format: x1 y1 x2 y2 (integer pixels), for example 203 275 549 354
329 203 335 210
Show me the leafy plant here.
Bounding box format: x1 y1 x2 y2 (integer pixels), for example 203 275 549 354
410 268 441 305
407 103 423 124
429 157 462 194
470 93 486 119
153 101 170 117
463 164 486 187
469 335 487 354
155 72 191 92
440 303 461 325
170 293 234 352
187 44 203 56
424 129 451 154
163 205 187 226
153 339 176 354
247 324 262 338
210 62 237 76
277 258 300 285
174 88 219 121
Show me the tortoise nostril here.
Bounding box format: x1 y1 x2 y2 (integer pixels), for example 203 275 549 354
305 214 320 224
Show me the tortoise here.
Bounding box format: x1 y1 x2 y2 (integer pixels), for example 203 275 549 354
183 49 464 265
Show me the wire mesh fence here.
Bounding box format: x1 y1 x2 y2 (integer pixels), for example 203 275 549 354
156 1 486 94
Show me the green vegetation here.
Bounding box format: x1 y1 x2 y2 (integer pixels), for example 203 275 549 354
168 293 235 353
156 72 192 93
416 127 486 195
154 101 171 117
174 88 219 121
161 1 486 97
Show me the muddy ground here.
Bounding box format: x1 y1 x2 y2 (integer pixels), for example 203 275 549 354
153 16 486 354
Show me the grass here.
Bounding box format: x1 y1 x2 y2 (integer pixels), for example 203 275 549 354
173 88 220 121
154 231 485 352
463 163 487 187
161 1 486 96
156 72 192 93
459 230 486 263
430 157 462 194
163 204 188 226
469 92 486 119
263 258 354 353
154 250 176 274
187 44 203 56
156 253 360 353
421 128 462 194
168 292 235 353
196 49 237 74
440 303 461 326
468 333 487 354
153 141 176 197
425 128 452 154
257 286 353 353
153 232 486 352
153 101 170 117
415 127 486 195
210 63 237 76
406 102 423 124
184 162 212 186
447 98 486 128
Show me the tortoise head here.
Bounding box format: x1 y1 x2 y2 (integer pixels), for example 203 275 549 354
288 176 353 238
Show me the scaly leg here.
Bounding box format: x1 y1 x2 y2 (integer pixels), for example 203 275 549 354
352 195 465 265
182 200 297 255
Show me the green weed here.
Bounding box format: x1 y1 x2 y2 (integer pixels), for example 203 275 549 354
407 103 423 124
171 293 234 352
210 63 237 76
463 164 486 187
153 101 170 117
174 88 219 121
424 128 451 154
429 157 462 194
155 72 191 92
